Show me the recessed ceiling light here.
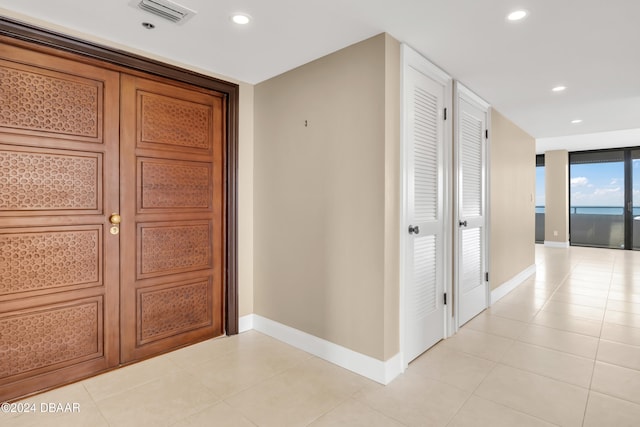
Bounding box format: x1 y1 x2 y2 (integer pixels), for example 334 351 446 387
231 13 251 25
571 119 583 124
507 10 528 21
552 86 567 92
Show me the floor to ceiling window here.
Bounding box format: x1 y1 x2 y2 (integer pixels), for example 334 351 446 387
535 154 545 243
569 149 631 249
632 149 640 249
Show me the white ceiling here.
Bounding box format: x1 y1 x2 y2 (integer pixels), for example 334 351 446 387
1 0 639 139
537 128 640 154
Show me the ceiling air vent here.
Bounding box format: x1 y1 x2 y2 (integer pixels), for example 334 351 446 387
137 0 196 24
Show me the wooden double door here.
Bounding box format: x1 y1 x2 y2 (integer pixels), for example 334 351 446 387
0 41 225 401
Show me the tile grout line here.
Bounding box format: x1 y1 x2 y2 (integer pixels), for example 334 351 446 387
220 354 317 404
346 383 411 426
512 252 594 426
80 382 112 427
442 353 502 426
458 392 564 427
579 255 615 427
454 263 567 427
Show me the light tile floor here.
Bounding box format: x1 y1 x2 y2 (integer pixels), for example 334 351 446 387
5 245 640 426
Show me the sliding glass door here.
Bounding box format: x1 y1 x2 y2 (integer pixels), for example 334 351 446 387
570 148 640 250
535 155 545 243
570 150 625 248
633 150 640 249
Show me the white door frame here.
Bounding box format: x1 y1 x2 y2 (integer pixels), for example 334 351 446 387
399 44 454 370
453 82 491 331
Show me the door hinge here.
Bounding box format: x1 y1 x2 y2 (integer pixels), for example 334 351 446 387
443 108 447 120
485 129 489 139
443 293 447 305
485 272 489 282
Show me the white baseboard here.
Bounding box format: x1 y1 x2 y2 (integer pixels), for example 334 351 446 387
490 264 537 304
544 240 570 248
247 314 402 385
238 314 254 333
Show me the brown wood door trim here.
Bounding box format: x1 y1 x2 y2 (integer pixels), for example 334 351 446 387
0 16 239 335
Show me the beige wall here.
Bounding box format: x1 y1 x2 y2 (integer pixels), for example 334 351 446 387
238 84 255 316
383 35 401 360
0 10 256 318
544 150 569 243
254 33 400 361
489 109 536 289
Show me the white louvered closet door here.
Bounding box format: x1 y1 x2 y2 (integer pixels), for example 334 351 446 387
456 85 488 326
405 62 447 363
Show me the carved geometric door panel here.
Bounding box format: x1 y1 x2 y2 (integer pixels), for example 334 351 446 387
119 75 224 363
0 43 120 401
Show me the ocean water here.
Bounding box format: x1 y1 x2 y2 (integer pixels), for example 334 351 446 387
535 206 640 215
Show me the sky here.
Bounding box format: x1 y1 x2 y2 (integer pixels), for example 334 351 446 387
536 159 640 207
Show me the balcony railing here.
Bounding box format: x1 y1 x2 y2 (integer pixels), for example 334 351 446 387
570 207 624 248
536 206 640 249
535 206 544 243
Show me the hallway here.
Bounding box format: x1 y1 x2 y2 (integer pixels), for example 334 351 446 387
4 245 640 426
